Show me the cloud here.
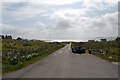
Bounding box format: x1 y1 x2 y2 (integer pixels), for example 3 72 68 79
0 24 1 34
77 12 118 38
50 11 118 39
51 9 86 19
3 0 80 5
2 22 49 39
2 23 30 37
83 0 119 9
2 3 50 19
2 1 85 20
106 0 119 7
56 18 71 29
34 22 46 30
83 0 102 9
51 9 86 29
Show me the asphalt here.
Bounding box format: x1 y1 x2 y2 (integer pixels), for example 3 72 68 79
3 44 118 78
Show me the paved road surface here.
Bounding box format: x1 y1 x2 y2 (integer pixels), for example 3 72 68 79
3 44 118 78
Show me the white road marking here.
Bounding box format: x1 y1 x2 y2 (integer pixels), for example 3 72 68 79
59 51 62 53
54 54 57 56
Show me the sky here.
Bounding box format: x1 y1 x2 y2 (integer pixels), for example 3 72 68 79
1 0 119 41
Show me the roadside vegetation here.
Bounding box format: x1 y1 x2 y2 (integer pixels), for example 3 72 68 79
71 39 120 62
2 38 66 73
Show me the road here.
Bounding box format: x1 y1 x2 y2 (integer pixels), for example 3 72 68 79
3 44 118 78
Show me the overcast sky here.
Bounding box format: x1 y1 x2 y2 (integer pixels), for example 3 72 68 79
1 0 119 41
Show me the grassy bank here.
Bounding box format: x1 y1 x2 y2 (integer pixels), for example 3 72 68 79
71 41 120 62
2 39 66 73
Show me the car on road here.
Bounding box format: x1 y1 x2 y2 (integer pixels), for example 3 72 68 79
71 47 85 54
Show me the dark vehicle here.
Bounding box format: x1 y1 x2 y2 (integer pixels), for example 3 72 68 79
71 47 85 54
